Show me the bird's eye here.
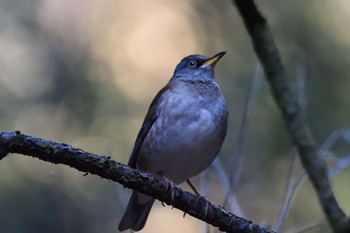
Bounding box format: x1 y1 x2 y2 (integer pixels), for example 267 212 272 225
188 60 197 67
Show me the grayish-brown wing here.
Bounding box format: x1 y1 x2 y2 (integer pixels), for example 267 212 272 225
127 84 171 168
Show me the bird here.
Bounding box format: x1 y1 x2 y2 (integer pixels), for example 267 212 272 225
118 51 228 232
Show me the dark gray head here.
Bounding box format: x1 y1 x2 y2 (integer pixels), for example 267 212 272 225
171 51 226 82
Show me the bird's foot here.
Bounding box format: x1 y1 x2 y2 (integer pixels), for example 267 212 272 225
194 195 209 219
166 179 175 204
185 179 209 218
161 175 175 204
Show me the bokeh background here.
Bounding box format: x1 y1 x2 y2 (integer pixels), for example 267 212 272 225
1 1 350 233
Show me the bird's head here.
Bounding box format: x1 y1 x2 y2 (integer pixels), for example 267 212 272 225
171 51 226 82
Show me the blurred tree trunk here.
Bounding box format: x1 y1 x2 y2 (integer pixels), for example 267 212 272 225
233 0 349 232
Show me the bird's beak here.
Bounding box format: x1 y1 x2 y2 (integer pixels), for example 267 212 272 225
203 51 226 68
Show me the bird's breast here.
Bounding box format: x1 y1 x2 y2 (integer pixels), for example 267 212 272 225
137 81 228 183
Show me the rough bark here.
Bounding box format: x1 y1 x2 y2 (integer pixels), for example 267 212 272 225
0 131 273 233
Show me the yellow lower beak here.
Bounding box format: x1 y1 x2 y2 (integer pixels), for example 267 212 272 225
204 51 226 67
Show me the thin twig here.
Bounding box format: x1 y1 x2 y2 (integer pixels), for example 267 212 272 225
275 151 300 232
212 158 245 217
328 153 350 177
223 62 262 208
275 130 350 232
276 64 309 232
319 128 350 153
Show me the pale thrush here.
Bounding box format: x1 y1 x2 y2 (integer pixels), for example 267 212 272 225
118 52 228 231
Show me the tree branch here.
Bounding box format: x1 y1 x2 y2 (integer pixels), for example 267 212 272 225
0 131 273 233
233 0 348 232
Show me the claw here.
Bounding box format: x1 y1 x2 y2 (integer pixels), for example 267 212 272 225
161 175 175 204
185 179 209 218
194 195 209 219
169 181 175 203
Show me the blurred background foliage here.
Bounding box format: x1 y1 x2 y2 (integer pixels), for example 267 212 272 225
1 1 350 233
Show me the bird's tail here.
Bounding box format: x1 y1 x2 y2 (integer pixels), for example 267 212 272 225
118 191 155 232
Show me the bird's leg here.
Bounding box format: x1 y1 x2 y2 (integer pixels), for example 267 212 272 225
186 179 209 219
186 179 201 196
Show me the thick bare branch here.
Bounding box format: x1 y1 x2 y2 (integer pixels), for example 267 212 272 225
232 0 347 232
0 131 273 233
